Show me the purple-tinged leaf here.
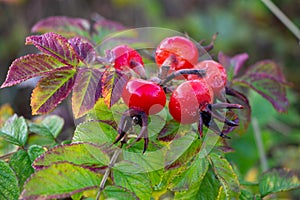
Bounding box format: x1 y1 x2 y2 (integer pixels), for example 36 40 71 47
31 66 76 115
225 87 251 134
72 67 103 118
218 52 249 82
20 162 102 200
1 54 65 88
93 16 125 32
102 69 130 108
26 32 80 66
33 142 109 170
91 14 126 42
234 60 289 113
31 16 90 38
68 37 96 64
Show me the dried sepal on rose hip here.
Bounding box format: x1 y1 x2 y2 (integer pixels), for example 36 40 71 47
114 78 166 152
111 45 146 78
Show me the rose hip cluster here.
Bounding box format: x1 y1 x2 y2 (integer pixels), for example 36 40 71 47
109 36 243 152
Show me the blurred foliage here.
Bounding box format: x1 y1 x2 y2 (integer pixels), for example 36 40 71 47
0 0 299 197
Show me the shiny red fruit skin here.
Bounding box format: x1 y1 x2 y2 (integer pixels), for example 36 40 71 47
122 79 166 115
155 36 199 71
188 60 227 95
111 45 145 77
169 79 214 124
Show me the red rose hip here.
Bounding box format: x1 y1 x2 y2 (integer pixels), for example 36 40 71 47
122 79 166 115
169 79 214 124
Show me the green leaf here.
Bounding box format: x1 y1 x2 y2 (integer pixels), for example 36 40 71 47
27 145 46 163
174 169 221 200
33 142 110 169
210 153 240 200
20 162 102 200
165 131 201 169
103 185 138 200
0 114 28 146
0 160 20 200
73 121 116 146
259 168 300 197
122 146 166 173
169 155 209 192
29 115 64 139
91 98 115 121
112 170 152 200
31 67 76 115
149 170 165 191
8 150 34 190
240 188 254 200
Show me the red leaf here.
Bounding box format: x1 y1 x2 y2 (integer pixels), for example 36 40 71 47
1 54 65 88
72 67 103 118
234 60 289 113
31 66 76 115
26 32 80 67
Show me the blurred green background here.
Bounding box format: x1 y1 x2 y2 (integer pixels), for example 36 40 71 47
0 0 299 198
